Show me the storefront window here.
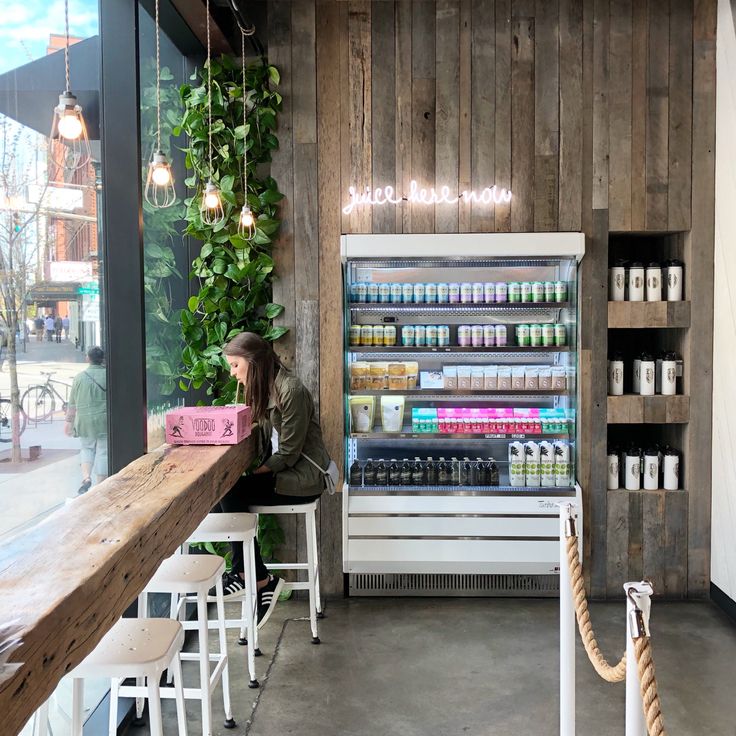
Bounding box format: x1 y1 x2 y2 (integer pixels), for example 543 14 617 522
0 1 108 539
138 3 189 450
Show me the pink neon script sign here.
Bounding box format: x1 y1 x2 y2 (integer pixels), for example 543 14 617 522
342 180 512 215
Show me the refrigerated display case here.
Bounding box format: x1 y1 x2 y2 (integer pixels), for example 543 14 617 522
342 233 584 595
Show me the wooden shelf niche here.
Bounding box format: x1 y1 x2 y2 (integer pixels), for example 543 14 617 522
608 301 691 329
607 395 690 424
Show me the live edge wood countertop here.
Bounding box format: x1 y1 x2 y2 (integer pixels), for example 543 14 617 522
0 437 255 736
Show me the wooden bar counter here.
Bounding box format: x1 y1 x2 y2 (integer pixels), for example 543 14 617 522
0 437 255 735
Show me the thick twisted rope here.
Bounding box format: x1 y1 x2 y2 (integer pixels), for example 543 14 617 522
565 535 627 682
634 637 667 736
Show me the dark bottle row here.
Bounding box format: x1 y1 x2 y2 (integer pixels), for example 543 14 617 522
349 457 501 487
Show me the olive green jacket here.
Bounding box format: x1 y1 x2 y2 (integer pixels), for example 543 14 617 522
261 369 331 496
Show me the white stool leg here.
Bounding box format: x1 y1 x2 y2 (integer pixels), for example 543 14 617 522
248 537 261 655
215 576 235 725
243 540 259 687
146 676 164 736
304 510 320 643
170 652 188 736
32 700 49 736
136 592 148 717
310 508 323 616
196 591 213 736
108 677 120 736
71 678 84 736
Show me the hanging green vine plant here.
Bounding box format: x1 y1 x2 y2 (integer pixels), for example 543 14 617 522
177 55 285 402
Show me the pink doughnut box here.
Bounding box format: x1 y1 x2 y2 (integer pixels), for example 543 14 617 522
165 405 252 445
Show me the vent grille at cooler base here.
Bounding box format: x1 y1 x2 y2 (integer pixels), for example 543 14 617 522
348 573 560 597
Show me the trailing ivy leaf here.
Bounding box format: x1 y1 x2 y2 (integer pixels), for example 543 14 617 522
268 66 280 85
265 303 284 319
188 296 199 312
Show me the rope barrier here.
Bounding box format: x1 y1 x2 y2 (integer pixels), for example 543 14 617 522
564 519 668 736
565 535 627 682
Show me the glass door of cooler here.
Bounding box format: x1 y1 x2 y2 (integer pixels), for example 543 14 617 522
343 256 578 496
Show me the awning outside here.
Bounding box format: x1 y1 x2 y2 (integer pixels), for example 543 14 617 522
25 281 84 303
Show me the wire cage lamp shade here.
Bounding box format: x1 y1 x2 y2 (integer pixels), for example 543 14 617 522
237 29 256 239
144 0 176 208
200 181 225 225
49 1 91 172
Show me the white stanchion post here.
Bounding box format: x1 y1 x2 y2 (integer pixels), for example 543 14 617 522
623 581 653 736
559 502 576 736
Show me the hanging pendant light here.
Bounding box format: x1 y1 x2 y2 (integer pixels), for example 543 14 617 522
144 0 175 208
237 29 255 239
200 0 225 226
50 0 92 172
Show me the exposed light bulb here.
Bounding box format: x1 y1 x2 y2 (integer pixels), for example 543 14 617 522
57 112 83 140
240 208 254 227
151 164 171 186
205 191 221 209
200 181 225 225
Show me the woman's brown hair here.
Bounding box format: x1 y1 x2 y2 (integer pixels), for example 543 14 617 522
223 332 283 421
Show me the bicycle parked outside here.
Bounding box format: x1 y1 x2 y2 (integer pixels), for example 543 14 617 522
21 372 72 425
0 393 26 442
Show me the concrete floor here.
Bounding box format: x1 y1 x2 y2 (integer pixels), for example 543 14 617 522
124 597 736 736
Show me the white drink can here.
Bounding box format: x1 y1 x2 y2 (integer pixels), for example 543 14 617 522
495 282 508 302
460 282 473 303
483 282 495 302
483 325 496 347
402 283 415 303
457 325 471 347
472 283 485 303
426 325 438 346
367 283 379 303
390 283 403 303
425 283 438 303
437 325 451 346
437 283 450 303
494 324 507 346
471 325 484 347
414 325 426 346
401 325 415 346
413 283 425 303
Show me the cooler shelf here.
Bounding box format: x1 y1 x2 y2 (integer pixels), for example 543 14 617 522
349 345 571 353
350 432 571 440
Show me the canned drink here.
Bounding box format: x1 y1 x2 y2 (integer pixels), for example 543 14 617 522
349 325 361 345
390 283 403 303
516 324 531 346
483 324 496 347
437 325 451 346
495 324 508 346
350 282 360 301
555 281 568 302
425 283 438 303
554 323 567 346
542 324 555 346
378 284 391 303
457 325 472 347
472 283 485 303
372 324 384 345
426 325 438 346
448 283 461 303
367 283 379 303
532 282 545 302
460 282 473 303
383 325 397 346
529 324 543 346
414 325 426 346
495 282 508 303
483 282 495 302
544 281 555 302
401 325 415 346
521 282 533 302
437 283 450 303
402 283 415 303
360 325 374 346
471 325 484 347
355 283 367 303
508 282 521 303
413 283 426 303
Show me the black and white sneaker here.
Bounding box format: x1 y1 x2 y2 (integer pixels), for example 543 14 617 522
209 571 247 600
257 576 284 629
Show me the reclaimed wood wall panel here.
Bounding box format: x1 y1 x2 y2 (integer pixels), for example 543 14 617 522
264 0 716 597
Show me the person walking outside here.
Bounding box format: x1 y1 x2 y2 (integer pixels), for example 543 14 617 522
54 315 63 343
62 315 70 340
212 332 332 628
34 316 44 342
64 346 107 494
45 314 55 342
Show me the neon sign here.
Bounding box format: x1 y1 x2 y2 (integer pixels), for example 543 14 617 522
342 180 512 215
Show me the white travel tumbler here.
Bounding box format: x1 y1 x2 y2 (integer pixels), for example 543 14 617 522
639 354 655 396
608 357 624 396
628 263 645 301
646 262 662 302
625 449 641 491
607 450 620 490
643 449 659 491
633 357 642 394
663 449 679 490
666 259 684 301
609 260 626 301
661 352 678 396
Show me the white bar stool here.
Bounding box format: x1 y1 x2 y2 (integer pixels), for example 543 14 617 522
69 618 187 736
139 554 235 733
248 499 322 644
186 513 260 680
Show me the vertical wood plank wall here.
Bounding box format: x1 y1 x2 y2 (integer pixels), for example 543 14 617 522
267 0 716 598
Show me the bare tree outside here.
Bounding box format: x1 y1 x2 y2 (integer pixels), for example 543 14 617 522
0 114 48 462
